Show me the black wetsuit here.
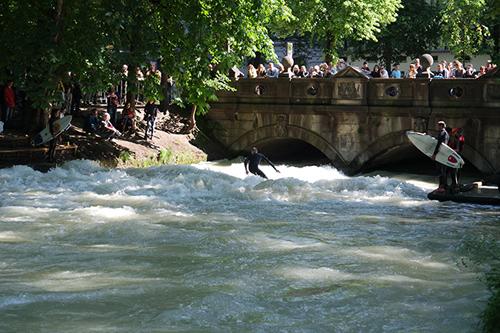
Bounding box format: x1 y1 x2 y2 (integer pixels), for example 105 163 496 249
244 152 276 179
434 128 450 189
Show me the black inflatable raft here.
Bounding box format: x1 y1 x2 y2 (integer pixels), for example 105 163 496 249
428 184 500 206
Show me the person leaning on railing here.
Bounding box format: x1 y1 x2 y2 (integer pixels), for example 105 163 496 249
247 64 257 79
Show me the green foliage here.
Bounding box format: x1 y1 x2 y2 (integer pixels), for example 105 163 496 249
481 0 500 64
282 0 402 60
156 0 292 115
0 0 291 122
348 0 442 67
441 0 490 59
119 150 133 163
1 0 494 129
120 148 202 167
158 149 173 164
143 72 163 103
0 0 111 109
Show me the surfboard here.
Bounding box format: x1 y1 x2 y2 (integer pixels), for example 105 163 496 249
406 131 465 169
32 115 72 146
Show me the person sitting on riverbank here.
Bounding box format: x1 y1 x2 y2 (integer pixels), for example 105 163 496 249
119 102 136 136
244 147 280 179
99 112 120 141
84 109 100 134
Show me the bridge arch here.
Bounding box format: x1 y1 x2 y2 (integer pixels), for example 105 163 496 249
229 125 347 169
351 130 496 174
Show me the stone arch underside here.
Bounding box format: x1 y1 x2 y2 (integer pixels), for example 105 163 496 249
351 130 496 174
229 125 347 169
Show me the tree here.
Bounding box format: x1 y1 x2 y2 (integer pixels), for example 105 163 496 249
0 0 293 131
153 0 292 130
479 0 500 64
440 0 491 61
347 0 442 69
100 0 164 108
0 0 416 133
281 0 402 62
0 0 112 129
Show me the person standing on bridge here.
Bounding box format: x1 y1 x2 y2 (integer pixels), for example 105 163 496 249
244 147 280 179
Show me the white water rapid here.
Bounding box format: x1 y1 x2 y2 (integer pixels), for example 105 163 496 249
0 160 497 332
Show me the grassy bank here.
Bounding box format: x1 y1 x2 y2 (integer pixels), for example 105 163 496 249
118 148 204 168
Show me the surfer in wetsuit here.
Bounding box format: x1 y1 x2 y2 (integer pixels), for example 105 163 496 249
244 147 280 179
431 120 450 192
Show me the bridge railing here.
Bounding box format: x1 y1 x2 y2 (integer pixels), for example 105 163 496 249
215 75 500 109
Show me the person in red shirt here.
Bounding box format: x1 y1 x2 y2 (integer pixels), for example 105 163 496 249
447 127 465 193
4 80 15 123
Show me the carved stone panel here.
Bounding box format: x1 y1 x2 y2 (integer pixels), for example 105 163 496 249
337 82 360 99
275 114 288 137
413 117 428 133
486 84 500 100
252 113 259 129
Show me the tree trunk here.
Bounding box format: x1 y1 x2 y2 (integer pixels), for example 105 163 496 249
186 104 197 132
324 35 334 63
159 66 170 113
126 63 138 110
54 0 64 44
382 42 393 72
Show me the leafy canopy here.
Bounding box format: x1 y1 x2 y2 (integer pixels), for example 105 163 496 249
281 0 402 60
348 0 441 67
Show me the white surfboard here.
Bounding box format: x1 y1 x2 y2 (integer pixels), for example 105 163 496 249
406 131 465 169
32 115 72 146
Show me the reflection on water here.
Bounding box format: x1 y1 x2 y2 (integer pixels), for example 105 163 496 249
0 160 498 332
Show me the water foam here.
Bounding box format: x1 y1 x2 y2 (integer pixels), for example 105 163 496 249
0 160 491 331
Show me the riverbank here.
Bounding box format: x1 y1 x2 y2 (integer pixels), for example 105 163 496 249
0 106 208 169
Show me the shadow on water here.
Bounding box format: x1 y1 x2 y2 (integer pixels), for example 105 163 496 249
257 139 331 167
255 138 485 181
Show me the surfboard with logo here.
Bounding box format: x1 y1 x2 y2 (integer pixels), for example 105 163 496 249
32 115 72 146
406 131 465 169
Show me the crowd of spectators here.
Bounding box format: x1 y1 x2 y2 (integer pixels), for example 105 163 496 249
0 56 497 137
237 58 497 80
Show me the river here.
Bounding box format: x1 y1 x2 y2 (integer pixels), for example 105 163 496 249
0 160 497 332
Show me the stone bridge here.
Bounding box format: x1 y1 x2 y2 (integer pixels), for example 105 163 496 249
206 67 500 175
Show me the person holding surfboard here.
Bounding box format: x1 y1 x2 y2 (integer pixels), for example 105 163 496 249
432 121 450 193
